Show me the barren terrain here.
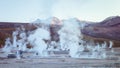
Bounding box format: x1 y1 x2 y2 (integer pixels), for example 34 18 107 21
0 48 120 68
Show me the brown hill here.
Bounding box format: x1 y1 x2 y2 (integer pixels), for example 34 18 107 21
0 22 36 47
81 16 120 47
0 21 61 48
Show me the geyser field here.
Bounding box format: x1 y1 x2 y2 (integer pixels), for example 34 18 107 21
0 18 120 68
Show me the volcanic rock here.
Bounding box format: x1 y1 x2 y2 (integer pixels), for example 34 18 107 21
7 53 16 58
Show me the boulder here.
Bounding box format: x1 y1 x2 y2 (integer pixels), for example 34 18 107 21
7 53 16 58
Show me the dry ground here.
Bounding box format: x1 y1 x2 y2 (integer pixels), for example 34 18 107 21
0 48 120 68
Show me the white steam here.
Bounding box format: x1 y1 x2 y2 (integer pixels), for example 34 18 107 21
58 18 81 57
28 28 50 57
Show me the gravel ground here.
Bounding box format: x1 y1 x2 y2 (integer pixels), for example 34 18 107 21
0 57 120 68
0 48 120 68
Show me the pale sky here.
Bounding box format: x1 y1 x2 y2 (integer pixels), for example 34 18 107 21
0 0 120 22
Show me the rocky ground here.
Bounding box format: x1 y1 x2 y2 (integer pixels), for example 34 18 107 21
0 48 120 68
0 58 120 68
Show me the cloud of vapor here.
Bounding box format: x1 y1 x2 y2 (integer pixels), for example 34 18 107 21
38 0 57 19
52 0 88 19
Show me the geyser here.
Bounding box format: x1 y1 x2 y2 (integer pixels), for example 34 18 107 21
28 28 50 57
58 18 81 58
58 18 113 58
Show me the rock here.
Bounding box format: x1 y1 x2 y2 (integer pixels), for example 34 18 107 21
7 53 16 58
81 16 120 47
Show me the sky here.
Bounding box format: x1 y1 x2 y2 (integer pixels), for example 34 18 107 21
0 0 120 22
